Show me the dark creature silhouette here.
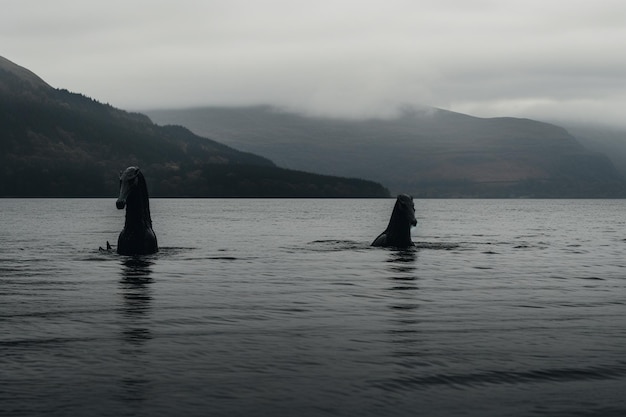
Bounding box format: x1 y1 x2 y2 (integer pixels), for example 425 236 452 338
99 241 112 252
116 167 158 255
371 194 417 248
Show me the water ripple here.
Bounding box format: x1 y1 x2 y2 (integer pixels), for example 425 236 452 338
374 362 626 391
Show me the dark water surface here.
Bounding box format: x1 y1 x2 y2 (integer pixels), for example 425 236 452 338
1 199 626 416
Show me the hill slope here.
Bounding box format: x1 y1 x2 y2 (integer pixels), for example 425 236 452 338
564 124 626 178
146 106 626 197
0 57 388 197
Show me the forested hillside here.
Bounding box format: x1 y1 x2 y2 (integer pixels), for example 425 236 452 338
0 57 389 198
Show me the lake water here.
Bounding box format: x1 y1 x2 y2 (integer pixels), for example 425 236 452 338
1 198 626 416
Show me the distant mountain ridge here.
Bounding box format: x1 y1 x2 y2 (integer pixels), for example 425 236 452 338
563 123 626 179
146 105 626 197
0 56 389 197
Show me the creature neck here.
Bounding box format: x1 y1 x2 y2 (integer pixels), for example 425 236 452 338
124 188 152 230
386 212 412 246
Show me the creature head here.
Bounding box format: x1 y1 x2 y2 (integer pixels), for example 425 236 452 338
394 194 417 227
116 166 143 210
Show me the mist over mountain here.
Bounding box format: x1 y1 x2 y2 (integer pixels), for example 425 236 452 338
0 56 388 197
562 124 626 179
146 105 626 197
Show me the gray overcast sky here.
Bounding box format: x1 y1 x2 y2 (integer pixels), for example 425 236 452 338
2 0 626 125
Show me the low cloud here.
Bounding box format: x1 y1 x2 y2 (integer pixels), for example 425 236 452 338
2 0 626 125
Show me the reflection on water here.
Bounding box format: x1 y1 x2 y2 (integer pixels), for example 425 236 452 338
385 249 421 364
386 249 418 277
386 249 419 293
118 257 154 407
119 257 154 345
120 258 153 322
